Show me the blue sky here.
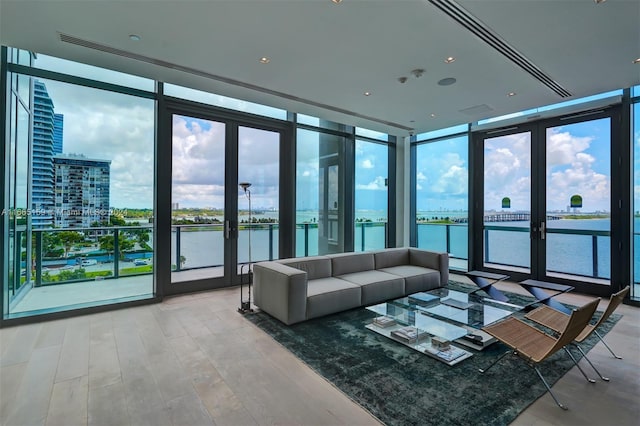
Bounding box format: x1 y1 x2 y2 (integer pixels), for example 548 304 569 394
416 118 613 214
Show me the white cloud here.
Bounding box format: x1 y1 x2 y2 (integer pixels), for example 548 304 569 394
361 159 374 169
547 129 593 166
356 176 387 190
432 165 467 195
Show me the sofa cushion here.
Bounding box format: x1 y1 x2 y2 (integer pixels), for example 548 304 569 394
337 270 405 305
379 265 441 294
374 248 409 269
330 252 375 276
306 277 361 320
278 256 332 280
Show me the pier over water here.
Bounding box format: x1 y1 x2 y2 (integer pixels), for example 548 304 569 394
483 213 561 222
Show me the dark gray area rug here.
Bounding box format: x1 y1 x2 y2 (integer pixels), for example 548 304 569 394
245 281 621 426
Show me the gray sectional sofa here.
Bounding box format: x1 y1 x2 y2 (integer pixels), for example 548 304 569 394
253 248 449 325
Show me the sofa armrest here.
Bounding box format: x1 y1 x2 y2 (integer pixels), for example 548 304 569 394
408 248 449 286
253 262 308 325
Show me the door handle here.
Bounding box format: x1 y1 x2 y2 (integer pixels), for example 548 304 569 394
225 220 234 239
540 221 546 240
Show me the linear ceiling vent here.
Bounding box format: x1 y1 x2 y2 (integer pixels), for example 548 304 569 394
58 32 412 131
428 0 572 98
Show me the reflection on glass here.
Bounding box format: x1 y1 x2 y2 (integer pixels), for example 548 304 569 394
296 129 345 255
33 54 155 91
165 84 287 120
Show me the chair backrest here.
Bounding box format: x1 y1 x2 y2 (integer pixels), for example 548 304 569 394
544 297 600 359
593 286 630 328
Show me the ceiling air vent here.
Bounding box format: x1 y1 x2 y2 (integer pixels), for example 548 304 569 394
427 0 572 98
459 104 494 116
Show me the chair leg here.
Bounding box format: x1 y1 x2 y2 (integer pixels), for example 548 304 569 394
479 349 512 374
563 346 596 383
574 344 610 382
533 366 568 410
594 330 622 359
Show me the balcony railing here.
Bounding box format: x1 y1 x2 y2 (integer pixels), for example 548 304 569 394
417 222 614 280
20 221 388 286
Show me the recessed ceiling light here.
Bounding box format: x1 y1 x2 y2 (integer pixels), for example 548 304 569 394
437 77 457 86
129 34 141 41
633 58 640 64
593 0 606 4
444 56 456 64
332 0 342 3
409 120 415 123
364 91 371 96
430 113 436 118
259 57 271 64
508 92 516 97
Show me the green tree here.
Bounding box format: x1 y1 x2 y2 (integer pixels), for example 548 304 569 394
99 234 135 260
58 231 83 258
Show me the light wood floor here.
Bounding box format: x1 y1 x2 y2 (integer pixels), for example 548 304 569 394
1 275 638 426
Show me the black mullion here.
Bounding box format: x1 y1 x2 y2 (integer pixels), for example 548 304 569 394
226 123 239 286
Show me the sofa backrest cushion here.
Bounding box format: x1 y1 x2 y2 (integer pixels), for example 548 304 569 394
278 256 331 280
330 252 375 276
374 248 409 269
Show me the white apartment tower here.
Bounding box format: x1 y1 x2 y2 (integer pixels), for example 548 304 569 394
53 154 111 228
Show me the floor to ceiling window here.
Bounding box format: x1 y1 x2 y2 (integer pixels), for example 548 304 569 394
414 127 469 270
3 50 156 318
295 127 349 256
474 106 619 294
633 86 640 299
355 138 388 251
2 47 393 324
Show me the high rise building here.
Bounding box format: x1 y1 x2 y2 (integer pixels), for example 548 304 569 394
32 80 55 228
53 154 111 228
53 113 64 154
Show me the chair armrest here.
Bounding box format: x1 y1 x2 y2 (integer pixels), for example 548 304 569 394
253 262 308 325
408 248 449 285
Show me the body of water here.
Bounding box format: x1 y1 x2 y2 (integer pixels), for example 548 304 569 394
173 212 638 283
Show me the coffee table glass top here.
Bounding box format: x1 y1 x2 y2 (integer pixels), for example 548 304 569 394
390 288 522 329
366 302 468 341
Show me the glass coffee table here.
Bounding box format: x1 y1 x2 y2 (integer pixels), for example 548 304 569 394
366 288 523 365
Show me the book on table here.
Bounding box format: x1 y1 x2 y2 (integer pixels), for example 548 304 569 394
440 298 473 310
373 316 396 328
424 345 467 362
391 326 419 343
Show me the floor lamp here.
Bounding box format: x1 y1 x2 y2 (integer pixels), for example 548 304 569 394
238 182 254 314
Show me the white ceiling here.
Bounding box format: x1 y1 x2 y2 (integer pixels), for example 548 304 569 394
1 0 639 137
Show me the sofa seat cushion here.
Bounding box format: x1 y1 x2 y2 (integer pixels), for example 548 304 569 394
379 265 441 294
337 270 405 305
306 277 361 320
